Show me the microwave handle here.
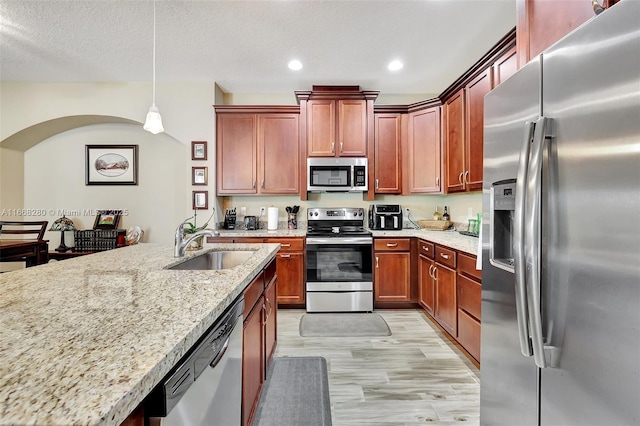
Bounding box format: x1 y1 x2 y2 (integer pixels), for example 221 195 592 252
351 166 355 189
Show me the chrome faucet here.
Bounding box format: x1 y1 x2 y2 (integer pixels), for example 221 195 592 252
174 216 220 257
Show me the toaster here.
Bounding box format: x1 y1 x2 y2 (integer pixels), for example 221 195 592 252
369 204 403 230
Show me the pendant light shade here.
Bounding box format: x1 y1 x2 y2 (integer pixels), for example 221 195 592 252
144 0 164 134
144 104 164 134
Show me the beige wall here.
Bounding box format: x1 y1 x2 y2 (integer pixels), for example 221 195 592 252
1 81 217 243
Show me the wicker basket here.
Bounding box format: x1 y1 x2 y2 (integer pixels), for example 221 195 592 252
418 220 452 231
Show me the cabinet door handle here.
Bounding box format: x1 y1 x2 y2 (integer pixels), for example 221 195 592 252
376 179 379 190
428 264 434 278
464 170 470 184
281 244 291 248
433 267 438 281
331 142 335 153
440 253 450 260
458 172 464 185
263 302 267 326
261 179 265 189
280 254 291 258
375 256 379 268
386 243 398 247
340 142 343 153
422 245 430 252
252 180 256 189
436 176 440 188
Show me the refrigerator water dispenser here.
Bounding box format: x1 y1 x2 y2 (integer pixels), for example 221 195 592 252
490 179 516 272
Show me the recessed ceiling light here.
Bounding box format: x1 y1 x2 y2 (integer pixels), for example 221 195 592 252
388 60 404 71
288 60 303 71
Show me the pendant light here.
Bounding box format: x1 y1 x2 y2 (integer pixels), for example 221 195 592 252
143 0 164 134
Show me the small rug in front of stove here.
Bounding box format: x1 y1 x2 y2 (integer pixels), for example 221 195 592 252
299 312 392 337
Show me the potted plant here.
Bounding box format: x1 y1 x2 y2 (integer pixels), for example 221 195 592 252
183 207 215 251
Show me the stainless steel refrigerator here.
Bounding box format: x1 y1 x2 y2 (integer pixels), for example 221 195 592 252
481 1 640 425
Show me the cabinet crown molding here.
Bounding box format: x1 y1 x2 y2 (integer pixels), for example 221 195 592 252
295 85 379 104
214 105 300 114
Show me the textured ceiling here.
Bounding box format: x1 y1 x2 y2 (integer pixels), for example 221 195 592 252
0 0 516 95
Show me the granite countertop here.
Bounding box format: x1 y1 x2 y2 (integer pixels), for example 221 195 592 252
215 228 307 238
0 242 279 426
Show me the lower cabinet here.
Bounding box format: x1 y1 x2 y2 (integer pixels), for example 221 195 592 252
242 258 277 426
264 238 305 306
418 240 435 315
419 239 482 364
373 238 412 304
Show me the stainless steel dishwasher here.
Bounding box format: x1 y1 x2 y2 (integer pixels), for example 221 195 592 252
145 296 244 425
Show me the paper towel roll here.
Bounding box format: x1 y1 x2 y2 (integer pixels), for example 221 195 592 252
267 207 279 230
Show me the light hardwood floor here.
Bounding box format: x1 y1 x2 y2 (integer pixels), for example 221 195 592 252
274 309 480 426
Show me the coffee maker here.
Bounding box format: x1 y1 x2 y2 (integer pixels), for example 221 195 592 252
368 204 403 230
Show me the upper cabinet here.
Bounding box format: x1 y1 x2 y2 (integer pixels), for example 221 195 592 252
441 30 516 193
306 99 367 157
408 104 441 194
216 106 300 196
373 113 403 194
516 0 618 67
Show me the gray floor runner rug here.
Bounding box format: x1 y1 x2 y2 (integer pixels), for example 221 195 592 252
299 313 392 337
253 356 332 426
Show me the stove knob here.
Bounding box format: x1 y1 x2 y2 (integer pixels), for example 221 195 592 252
309 211 313 217
314 212 319 216
359 211 363 216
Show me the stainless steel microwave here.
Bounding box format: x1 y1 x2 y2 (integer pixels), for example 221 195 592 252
307 157 368 192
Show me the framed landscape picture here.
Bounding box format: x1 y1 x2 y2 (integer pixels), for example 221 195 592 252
191 141 207 160
93 209 123 229
86 145 138 185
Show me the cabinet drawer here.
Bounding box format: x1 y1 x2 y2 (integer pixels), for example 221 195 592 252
458 252 481 281
435 245 457 268
206 237 234 243
418 239 435 259
234 237 264 244
457 309 481 361
243 273 264 318
374 238 411 251
264 237 304 252
457 274 481 320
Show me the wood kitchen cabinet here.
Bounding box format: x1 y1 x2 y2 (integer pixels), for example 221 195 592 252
433 245 457 337
307 99 367 157
408 105 442 193
493 46 517 87
516 0 618 68
444 67 492 193
374 238 412 304
418 240 435 315
215 107 299 195
242 258 277 426
264 237 305 307
373 113 403 194
457 252 482 362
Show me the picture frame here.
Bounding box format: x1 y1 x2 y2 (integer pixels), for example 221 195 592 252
86 145 138 185
192 166 208 185
93 209 123 229
191 141 208 161
192 191 208 210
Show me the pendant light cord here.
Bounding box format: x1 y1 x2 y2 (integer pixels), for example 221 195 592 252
152 0 157 106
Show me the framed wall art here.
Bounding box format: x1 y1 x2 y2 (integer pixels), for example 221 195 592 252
192 191 208 210
86 145 138 185
93 209 123 229
192 166 208 185
191 141 208 160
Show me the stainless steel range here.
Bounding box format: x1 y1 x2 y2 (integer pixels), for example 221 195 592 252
305 207 373 312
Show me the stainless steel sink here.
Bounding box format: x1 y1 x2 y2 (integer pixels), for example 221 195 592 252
168 250 255 270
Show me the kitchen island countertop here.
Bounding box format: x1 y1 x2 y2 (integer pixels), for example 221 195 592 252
0 242 279 426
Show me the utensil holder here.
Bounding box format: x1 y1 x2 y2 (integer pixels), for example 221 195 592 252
288 213 297 230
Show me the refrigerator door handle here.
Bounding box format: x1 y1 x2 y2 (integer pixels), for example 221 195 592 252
514 121 536 357
525 116 552 368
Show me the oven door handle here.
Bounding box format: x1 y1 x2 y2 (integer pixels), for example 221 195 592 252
306 237 373 245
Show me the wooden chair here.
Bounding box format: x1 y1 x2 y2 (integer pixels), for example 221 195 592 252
0 221 49 270
0 221 48 240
